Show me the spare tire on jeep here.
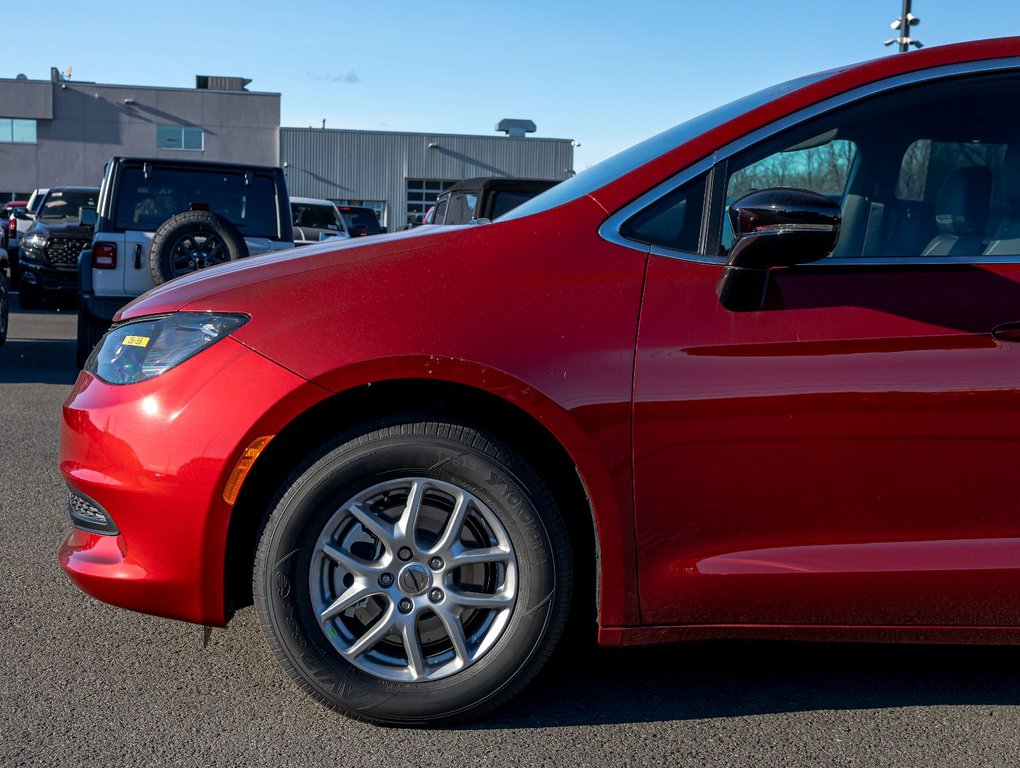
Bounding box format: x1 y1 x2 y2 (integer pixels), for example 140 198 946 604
149 211 249 285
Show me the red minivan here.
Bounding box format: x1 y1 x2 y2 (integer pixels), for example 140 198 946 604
60 38 1020 725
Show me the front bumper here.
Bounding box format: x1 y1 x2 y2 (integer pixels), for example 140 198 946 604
20 258 77 293
58 333 328 625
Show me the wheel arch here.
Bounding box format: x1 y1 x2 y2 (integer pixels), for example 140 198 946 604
224 375 632 634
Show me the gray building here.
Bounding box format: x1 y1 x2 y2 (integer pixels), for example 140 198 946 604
0 68 573 230
281 125 574 231
0 70 280 197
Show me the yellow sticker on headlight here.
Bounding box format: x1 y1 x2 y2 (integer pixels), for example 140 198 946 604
122 335 150 348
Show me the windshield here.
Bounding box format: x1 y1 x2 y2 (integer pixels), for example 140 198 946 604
339 208 382 234
39 189 100 220
498 69 841 223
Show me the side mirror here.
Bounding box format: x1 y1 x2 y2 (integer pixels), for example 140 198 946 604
717 188 840 312
79 207 98 228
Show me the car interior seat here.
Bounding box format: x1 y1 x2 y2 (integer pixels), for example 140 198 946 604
984 146 1020 257
921 166 992 257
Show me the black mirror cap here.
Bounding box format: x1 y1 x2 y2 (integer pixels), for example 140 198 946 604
727 187 841 269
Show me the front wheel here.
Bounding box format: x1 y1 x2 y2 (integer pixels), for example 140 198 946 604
253 420 572 725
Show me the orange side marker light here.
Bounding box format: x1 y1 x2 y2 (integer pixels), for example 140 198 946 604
222 435 275 504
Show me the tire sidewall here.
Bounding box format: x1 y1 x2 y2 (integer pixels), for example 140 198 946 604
256 427 564 724
149 211 248 285
0 271 8 347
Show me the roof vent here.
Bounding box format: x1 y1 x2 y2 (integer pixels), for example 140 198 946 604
195 75 252 92
496 119 536 138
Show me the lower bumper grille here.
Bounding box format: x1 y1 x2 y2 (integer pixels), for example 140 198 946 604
67 488 119 535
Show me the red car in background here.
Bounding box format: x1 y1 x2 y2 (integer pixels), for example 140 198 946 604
5 200 29 287
60 37 1020 725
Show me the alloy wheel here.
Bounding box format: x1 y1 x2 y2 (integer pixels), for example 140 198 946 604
308 477 518 683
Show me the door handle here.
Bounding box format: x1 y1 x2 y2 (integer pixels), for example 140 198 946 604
992 321 1020 342
133 243 142 270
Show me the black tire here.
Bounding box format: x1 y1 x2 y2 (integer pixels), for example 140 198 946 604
9 248 19 289
0 271 8 348
148 211 248 285
18 283 41 310
76 310 107 369
253 419 572 726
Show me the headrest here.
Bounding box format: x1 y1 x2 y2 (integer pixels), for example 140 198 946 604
1003 145 1020 210
935 166 991 235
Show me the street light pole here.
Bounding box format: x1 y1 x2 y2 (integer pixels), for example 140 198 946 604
898 0 911 52
884 0 923 52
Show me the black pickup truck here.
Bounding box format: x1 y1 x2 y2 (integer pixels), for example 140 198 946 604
18 186 100 308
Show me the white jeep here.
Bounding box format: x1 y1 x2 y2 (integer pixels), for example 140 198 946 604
77 157 293 367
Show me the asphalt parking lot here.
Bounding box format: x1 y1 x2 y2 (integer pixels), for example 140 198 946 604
4 298 1020 767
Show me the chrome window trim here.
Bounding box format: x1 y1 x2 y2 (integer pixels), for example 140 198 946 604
803 255 1020 267
599 156 716 259
600 57 1020 267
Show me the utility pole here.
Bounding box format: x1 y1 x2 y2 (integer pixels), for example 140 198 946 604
884 0 923 52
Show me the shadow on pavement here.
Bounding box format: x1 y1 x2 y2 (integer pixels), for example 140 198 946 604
475 640 1020 729
0 338 78 384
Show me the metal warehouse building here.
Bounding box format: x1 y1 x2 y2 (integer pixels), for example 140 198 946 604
0 69 574 230
280 125 574 231
0 70 280 195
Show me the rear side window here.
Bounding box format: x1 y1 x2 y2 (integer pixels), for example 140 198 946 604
490 190 535 219
433 199 448 224
897 139 1005 203
113 167 280 238
444 192 477 225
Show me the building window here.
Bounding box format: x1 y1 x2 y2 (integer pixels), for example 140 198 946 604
0 119 37 144
406 179 456 225
157 125 204 151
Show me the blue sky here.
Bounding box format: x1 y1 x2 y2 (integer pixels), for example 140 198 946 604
7 1 1018 169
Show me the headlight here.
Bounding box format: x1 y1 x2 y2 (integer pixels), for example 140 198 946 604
86 312 249 385
24 233 47 248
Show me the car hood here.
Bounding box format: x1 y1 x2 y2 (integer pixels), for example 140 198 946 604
25 219 94 239
117 225 468 320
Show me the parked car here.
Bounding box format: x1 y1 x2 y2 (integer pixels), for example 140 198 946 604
18 187 99 308
59 37 1020 726
5 200 28 286
336 204 383 237
76 157 293 367
290 196 350 246
429 177 560 225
